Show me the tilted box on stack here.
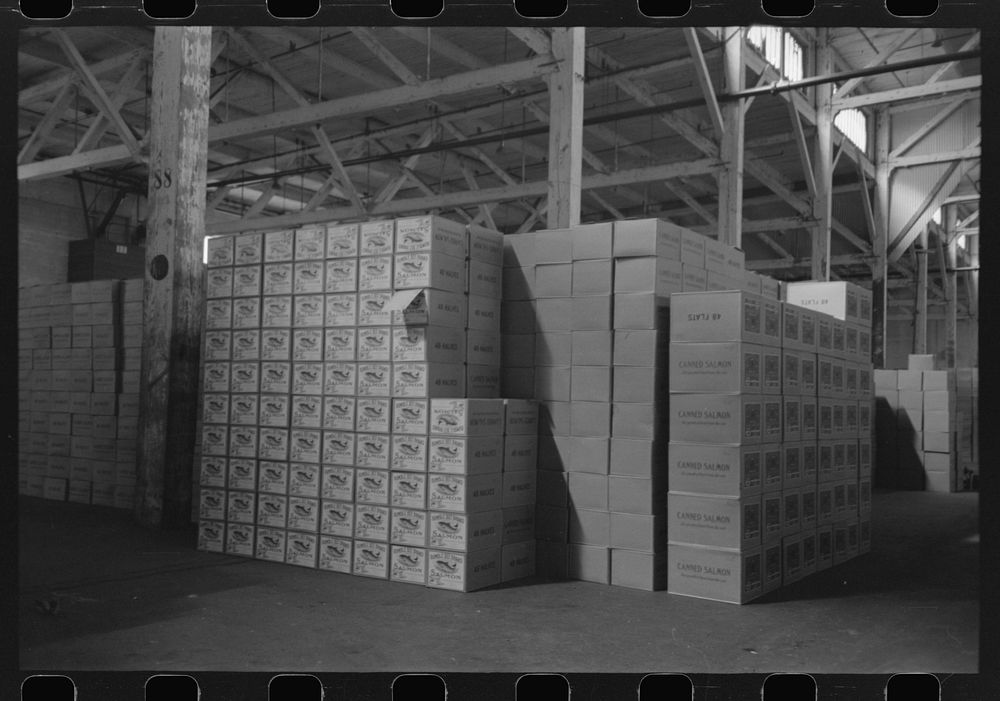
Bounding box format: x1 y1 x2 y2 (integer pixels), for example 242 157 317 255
17 278 142 510
196 216 537 592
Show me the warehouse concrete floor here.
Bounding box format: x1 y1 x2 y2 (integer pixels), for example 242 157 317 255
18 491 977 673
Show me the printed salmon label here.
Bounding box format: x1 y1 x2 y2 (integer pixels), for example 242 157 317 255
206 236 234 267
357 327 391 361
355 397 391 433
355 433 389 469
203 362 230 393
355 468 390 505
293 329 324 362
324 293 357 327
287 497 320 532
352 539 388 578
227 490 256 524
255 527 286 562
318 535 353 572
206 267 233 298
259 395 290 427
294 294 325 328
324 362 357 396
292 362 324 395
234 232 262 265
231 330 261 361
231 393 259 425
291 395 322 428
322 396 355 431
204 331 232 360
199 456 227 488
391 434 428 472
324 328 357 361
199 489 226 520
391 472 426 509
390 546 427 584
232 265 262 298
227 458 256 491
354 505 390 541
225 523 255 557
262 263 293 295
324 259 358 293
289 463 320 498
260 330 291 361
392 399 428 434
257 494 288 528
359 220 395 256
321 466 354 502
264 230 294 262
289 429 321 463
357 363 392 397
259 296 290 328
391 508 427 546
230 362 260 394
197 520 225 552
258 428 289 461
358 292 393 326
202 393 230 424
320 500 355 537
285 532 318 568
358 255 393 291
295 226 326 260
293 261 326 294
228 427 258 458
201 425 227 456
326 223 359 259
322 431 355 465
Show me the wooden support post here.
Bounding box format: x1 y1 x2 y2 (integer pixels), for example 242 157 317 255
915 227 929 355
717 27 744 248
941 212 958 368
136 27 212 528
871 107 891 368
811 29 834 281
546 27 585 229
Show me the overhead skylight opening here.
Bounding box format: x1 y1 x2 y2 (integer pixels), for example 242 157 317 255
834 108 868 153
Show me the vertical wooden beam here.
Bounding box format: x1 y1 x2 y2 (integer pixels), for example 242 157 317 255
941 213 958 368
717 27 744 248
915 227 929 354
811 28 834 281
136 27 212 528
872 107 891 368
683 28 725 142
546 27 585 230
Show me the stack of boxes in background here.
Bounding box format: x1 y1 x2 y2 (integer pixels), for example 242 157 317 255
501 218 748 590
873 357 978 492
17 279 142 510
665 281 874 604
196 216 538 592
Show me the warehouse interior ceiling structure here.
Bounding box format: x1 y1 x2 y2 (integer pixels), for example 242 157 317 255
17 26 980 322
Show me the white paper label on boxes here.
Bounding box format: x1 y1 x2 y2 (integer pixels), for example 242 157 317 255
207 236 235 267
229 393 259 425
391 508 428 546
390 546 427 584
390 472 427 509
395 215 468 258
253 527 286 562
264 230 294 263
197 520 225 552
227 458 256 491
257 492 288 527
319 429 354 466
200 456 227 488
289 395 321 428
326 223 359 258
392 362 465 398
354 397 391 433
225 362 257 394
358 255 393 291
288 429 320 464
392 325 465 363
231 232 261 266
201 425 228 456
231 265 262 298
359 220 394 256
205 300 232 329
199 489 226 520
355 468 390 506
290 363 323 396
389 288 467 328
426 548 500 592
202 393 229 424
392 399 428 435
353 539 389 578
285 531 319 567
322 327 355 361
428 472 501 513
227 426 257 458
287 496 320 532
321 466 354 502
226 490 256 524
318 535 353 572
225 523 255 557
320 396 354 431
354 504 390 542
390 435 428 472
230 297 260 329
294 226 326 260
356 432 390 469
324 293 357 327
357 363 392 396
258 362 290 394
358 292 393 327
429 399 505 436
321 362 355 397
206 268 233 299
258 329 290 361
393 252 466 293
292 260 326 295
262 263 293 296
320 499 355 537
428 435 503 475
231 330 260 361
291 295 323 328
324 258 358 293
357 327 391 361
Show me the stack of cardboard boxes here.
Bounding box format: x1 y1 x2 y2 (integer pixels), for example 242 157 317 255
196 216 538 592
501 219 753 589
873 358 977 492
666 282 874 604
17 279 142 510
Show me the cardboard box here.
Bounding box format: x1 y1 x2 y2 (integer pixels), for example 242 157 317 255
503 233 536 268
427 472 502 513
534 504 569 542
668 442 762 497
197 520 225 553
670 291 776 346
206 236 235 267
394 251 467 293
318 293 355 328
502 504 535 544
428 509 502 553
467 224 503 265
681 264 707 292
667 493 762 550
388 289 467 329
565 544 610 584
572 296 612 331
572 259 613 296
570 401 610 437
206 267 234 299
668 393 762 444
612 218 682 258
535 262 572 298
667 544 763 604
319 499 355 537
230 297 261 329
388 545 427 585
566 472 607 511
466 294 501 333
503 435 537 474
610 512 667 551
318 535 353 573
354 503 391 541
426 547 501 591
389 507 428 546
225 523 256 558
896 370 923 390
534 333 571 367
356 256 393 292
256 329 290 361
612 402 665 442
668 341 763 394
390 471 427 509
393 362 466 398
613 329 667 366
356 362 391 397
613 256 683 297
352 539 389 579
502 266 535 301
428 435 503 475
353 397 390 434
500 540 536 583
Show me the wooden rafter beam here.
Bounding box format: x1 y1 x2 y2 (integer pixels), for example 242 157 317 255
835 76 981 111
890 145 980 170
51 29 143 159
18 80 77 164
927 32 980 84
787 99 816 198
72 57 146 155
888 96 970 159
683 28 725 141
832 28 921 99
20 48 143 106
